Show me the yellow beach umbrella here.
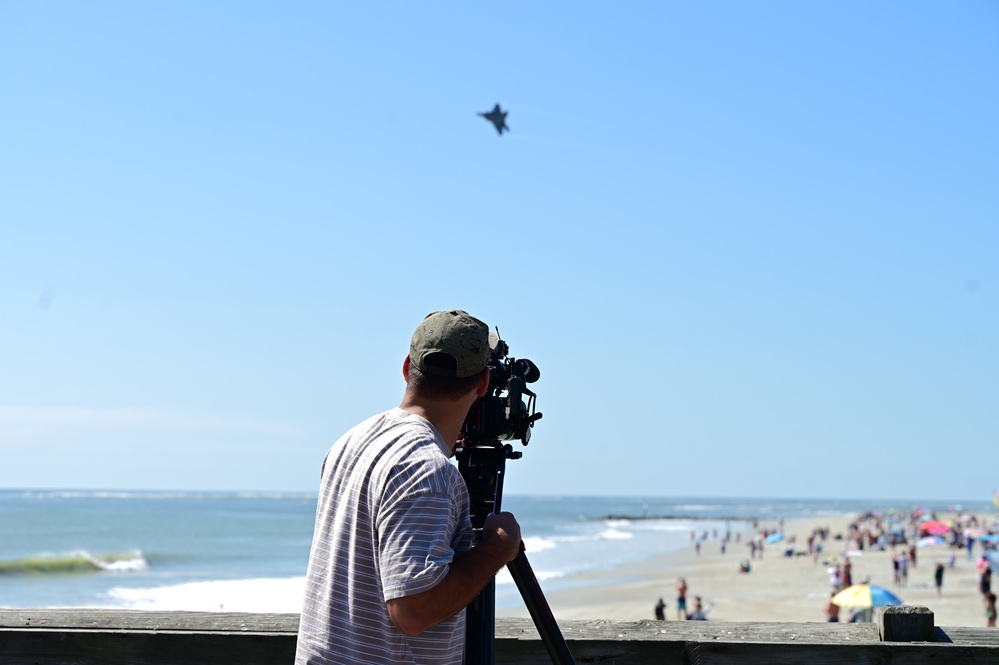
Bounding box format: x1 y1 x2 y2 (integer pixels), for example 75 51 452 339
832 584 903 609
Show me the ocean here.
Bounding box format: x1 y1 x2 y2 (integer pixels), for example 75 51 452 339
0 490 987 613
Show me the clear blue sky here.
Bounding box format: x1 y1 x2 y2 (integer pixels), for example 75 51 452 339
2 2 996 501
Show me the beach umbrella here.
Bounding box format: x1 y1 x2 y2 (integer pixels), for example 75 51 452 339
764 533 784 544
986 551 999 573
918 521 950 536
916 536 944 548
978 534 999 543
832 584 903 609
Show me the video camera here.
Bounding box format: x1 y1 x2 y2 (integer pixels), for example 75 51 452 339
460 329 542 446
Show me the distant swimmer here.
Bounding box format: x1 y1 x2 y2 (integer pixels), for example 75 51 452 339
478 103 508 135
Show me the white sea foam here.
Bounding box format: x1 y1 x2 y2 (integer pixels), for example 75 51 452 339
494 567 563 586
89 551 149 572
556 529 633 542
108 577 306 613
522 536 557 552
673 504 724 511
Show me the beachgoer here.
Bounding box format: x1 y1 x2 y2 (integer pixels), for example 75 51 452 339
987 592 997 628
675 577 688 620
687 596 708 621
934 562 944 596
655 597 666 621
295 310 522 665
827 565 842 593
981 567 992 599
842 558 853 588
825 592 840 622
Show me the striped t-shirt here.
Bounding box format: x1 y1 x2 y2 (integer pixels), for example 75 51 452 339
295 408 473 665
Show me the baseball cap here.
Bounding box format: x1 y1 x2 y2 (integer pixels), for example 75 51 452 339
410 310 490 379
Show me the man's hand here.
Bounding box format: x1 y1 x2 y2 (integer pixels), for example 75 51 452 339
481 511 522 563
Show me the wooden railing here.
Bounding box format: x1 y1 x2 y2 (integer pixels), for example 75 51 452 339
1 607 997 664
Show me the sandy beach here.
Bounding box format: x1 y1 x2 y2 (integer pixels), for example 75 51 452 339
498 511 995 628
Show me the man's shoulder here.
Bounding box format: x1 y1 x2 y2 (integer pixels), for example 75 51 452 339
340 409 453 476
349 407 437 438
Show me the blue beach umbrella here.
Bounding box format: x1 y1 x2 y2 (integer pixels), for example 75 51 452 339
916 536 945 548
832 584 903 609
764 533 784 544
986 551 999 573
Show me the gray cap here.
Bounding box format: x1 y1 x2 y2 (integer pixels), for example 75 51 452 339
410 310 490 379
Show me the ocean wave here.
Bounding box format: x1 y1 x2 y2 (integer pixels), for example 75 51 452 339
673 504 725 511
0 550 148 575
522 536 557 552
597 528 632 540
549 530 634 544
495 567 563 586
108 577 306 612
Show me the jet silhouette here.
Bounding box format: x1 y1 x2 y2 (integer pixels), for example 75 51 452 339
478 103 508 136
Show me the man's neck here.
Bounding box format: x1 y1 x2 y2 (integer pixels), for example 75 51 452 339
398 399 467 455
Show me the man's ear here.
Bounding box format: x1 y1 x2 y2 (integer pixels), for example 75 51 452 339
475 366 490 397
402 355 411 382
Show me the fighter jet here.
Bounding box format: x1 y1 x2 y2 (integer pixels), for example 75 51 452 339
478 103 508 136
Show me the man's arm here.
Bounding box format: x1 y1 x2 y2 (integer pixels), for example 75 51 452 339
386 511 521 636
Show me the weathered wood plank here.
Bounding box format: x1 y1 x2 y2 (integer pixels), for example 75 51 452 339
0 610 300 632
1 610 998 665
0 612 883 643
0 629 297 665
933 625 999 646
686 641 999 665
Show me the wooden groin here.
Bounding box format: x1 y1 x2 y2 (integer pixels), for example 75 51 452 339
1 606 998 664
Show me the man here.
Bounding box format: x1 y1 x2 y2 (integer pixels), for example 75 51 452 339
295 310 522 665
654 597 666 621
825 591 840 622
675 577 688 620
687 596 708 621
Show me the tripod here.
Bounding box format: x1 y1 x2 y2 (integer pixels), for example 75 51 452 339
455 443 576 665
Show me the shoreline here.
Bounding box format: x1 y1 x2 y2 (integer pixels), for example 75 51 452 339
497 511 995 627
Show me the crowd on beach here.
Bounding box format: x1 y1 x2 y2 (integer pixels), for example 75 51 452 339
651 507 999 627
821 508 999 626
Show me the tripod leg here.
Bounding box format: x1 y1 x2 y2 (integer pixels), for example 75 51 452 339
458 444 574 663
463 579 495 665
508 552 576 665
459 445 506 665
